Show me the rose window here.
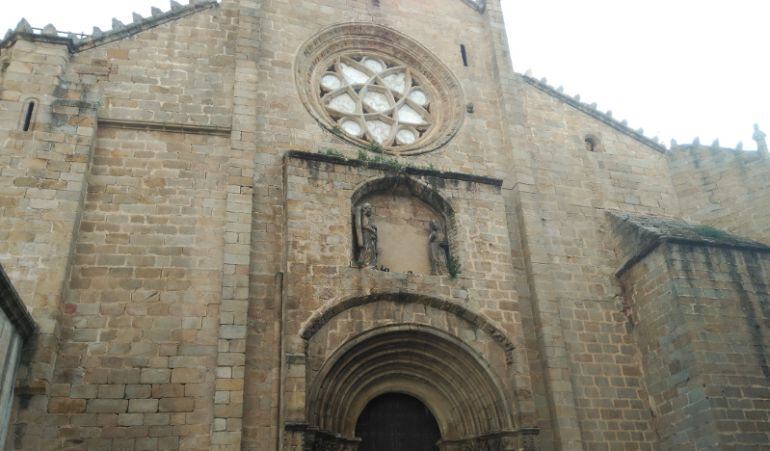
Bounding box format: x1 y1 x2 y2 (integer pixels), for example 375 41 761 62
296 24 465 155
319 55 433 149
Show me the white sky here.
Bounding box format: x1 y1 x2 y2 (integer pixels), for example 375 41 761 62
2 0 768 149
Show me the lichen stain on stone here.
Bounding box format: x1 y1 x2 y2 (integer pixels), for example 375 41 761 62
305 158 322 179
662 245 680 299
677 245 696 288
742 251 770 326
724 250 770 380
424 175 446 190
697 247 718 284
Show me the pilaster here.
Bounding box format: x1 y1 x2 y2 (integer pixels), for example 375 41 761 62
211 0 261 449
484 1 584 449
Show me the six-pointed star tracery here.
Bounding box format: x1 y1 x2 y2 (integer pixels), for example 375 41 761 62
319 55 433 148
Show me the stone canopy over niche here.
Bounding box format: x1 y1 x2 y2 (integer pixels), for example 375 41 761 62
296 23 465 155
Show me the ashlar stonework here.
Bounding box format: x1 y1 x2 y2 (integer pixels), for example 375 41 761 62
0 0 768 450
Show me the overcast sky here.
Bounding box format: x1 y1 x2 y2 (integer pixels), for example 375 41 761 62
2 0 768 149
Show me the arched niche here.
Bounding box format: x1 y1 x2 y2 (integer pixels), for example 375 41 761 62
351 176 456 275
306 325 515 443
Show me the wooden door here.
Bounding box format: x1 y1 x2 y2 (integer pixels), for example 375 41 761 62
355 393 441 451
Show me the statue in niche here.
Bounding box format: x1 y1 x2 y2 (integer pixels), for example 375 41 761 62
428 220 449 275
354 203 378 268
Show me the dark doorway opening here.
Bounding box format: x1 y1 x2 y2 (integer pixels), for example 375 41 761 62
355 393 441 451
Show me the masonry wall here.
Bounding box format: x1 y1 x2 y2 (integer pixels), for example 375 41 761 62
236 0 677 446
669 146 770 244
1 4 237 449
620 242 770 450
49 128 229 451
238 1 531 448
74 7 234 128
239 0 516 173
502 80 681 450
2 0 767 449
280 154 535 445
0 37 100 450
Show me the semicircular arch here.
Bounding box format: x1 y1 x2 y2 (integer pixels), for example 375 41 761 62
351 174 455 220
299 291 515 361
307 324 515 440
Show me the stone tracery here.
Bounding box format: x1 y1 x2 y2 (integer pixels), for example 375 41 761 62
319 54 433 148
296 23 466 155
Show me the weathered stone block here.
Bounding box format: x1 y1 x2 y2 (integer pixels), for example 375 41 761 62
48 398 86 413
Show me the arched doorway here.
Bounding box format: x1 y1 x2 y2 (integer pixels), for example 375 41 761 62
355 393 441 451
306 325 518 448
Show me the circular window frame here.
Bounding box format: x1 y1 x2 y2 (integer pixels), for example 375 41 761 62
295 23 466 156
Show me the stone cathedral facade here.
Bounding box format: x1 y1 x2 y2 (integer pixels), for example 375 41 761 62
0 0 769 450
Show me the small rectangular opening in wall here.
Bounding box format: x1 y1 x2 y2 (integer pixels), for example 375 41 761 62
460 44 468 67
22 101 35 132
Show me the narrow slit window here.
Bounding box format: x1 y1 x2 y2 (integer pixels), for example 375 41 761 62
460 44 468 67
22 101 35 132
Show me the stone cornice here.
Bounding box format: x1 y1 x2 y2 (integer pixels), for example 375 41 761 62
98 117 231 137
608 211 770 278
615 235 770 279
285 151 504 187
522 74 668 154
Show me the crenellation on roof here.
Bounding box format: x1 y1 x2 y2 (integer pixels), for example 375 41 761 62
111 18 126 31
521 73 668 154
670 142 765 157
664 125 765 155
0 0 219 53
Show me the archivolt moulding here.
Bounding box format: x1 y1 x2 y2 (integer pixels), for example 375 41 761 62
306 324 515 440
350 174 456 219
299 292 515 362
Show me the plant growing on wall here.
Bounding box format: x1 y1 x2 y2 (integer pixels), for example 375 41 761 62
447 255 462 279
